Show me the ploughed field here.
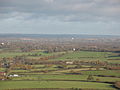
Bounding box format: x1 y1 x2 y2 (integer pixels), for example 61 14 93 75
0 50 120 90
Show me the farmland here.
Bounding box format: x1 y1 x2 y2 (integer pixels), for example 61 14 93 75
0 81 115 90
0 35 120 90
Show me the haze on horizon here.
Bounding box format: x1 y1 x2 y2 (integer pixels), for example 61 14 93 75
0 0 120 35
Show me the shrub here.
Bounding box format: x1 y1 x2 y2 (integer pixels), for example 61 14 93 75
115 81 120 89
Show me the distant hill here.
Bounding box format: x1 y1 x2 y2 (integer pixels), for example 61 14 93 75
0 34 119 38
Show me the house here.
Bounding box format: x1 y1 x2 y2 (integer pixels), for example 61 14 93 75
73 48 76 51
0 72 6 76
9 74 19 77
66 62 73 64
0 72 6 80
1 43 5 45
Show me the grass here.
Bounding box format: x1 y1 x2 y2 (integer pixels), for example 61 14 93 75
52 51 120 64
0 52 29 58
54 51 112 61
11 70 30 73
0 50 119 64
12 74 88 81
94 76 120 82
108 60 120 64
27 52 66 59
0 51 65 59
81 70 120 77
30 68 58 71
0 68 5 72
32 65 46 68
0 81 115 90
1 51 120 89
11 74 120 83
53 68 105 74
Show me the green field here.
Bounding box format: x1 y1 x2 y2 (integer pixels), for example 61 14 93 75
0 51 65 59
0 52 29 58
54 51 116 61
81 70 120 77
0 50 120 89
0 50 120 63
11 74 120 83
0 81 115 90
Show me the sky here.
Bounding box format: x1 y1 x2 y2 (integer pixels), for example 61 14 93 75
0 0 120 35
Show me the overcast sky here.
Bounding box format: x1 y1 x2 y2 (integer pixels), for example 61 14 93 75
0 0 120 35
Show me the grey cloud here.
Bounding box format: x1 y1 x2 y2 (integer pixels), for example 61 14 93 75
0 0 120 22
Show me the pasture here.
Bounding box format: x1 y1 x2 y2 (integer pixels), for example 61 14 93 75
0 50 120 90
0 81 115 90
54 51 119 61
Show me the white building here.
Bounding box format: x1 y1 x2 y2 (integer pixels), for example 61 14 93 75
9 74 19 77
66 62 73 64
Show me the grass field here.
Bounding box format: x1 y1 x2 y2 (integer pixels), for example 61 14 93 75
0 50 120 89
52 51 120 64
0 51 65 60
0 81 115 90
0 50 120 63
54 51 110 61
11 74 120 82
0 52 29 58
108 60 120 64
81 70 120 77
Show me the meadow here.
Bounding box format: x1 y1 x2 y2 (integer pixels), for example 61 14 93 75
54 51 120 62
0 50 120 90
0 81 115 90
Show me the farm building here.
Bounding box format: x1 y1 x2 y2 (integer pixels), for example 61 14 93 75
0 72 6 80
9 74 19 77
66 61 73 64
0 72 6 76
